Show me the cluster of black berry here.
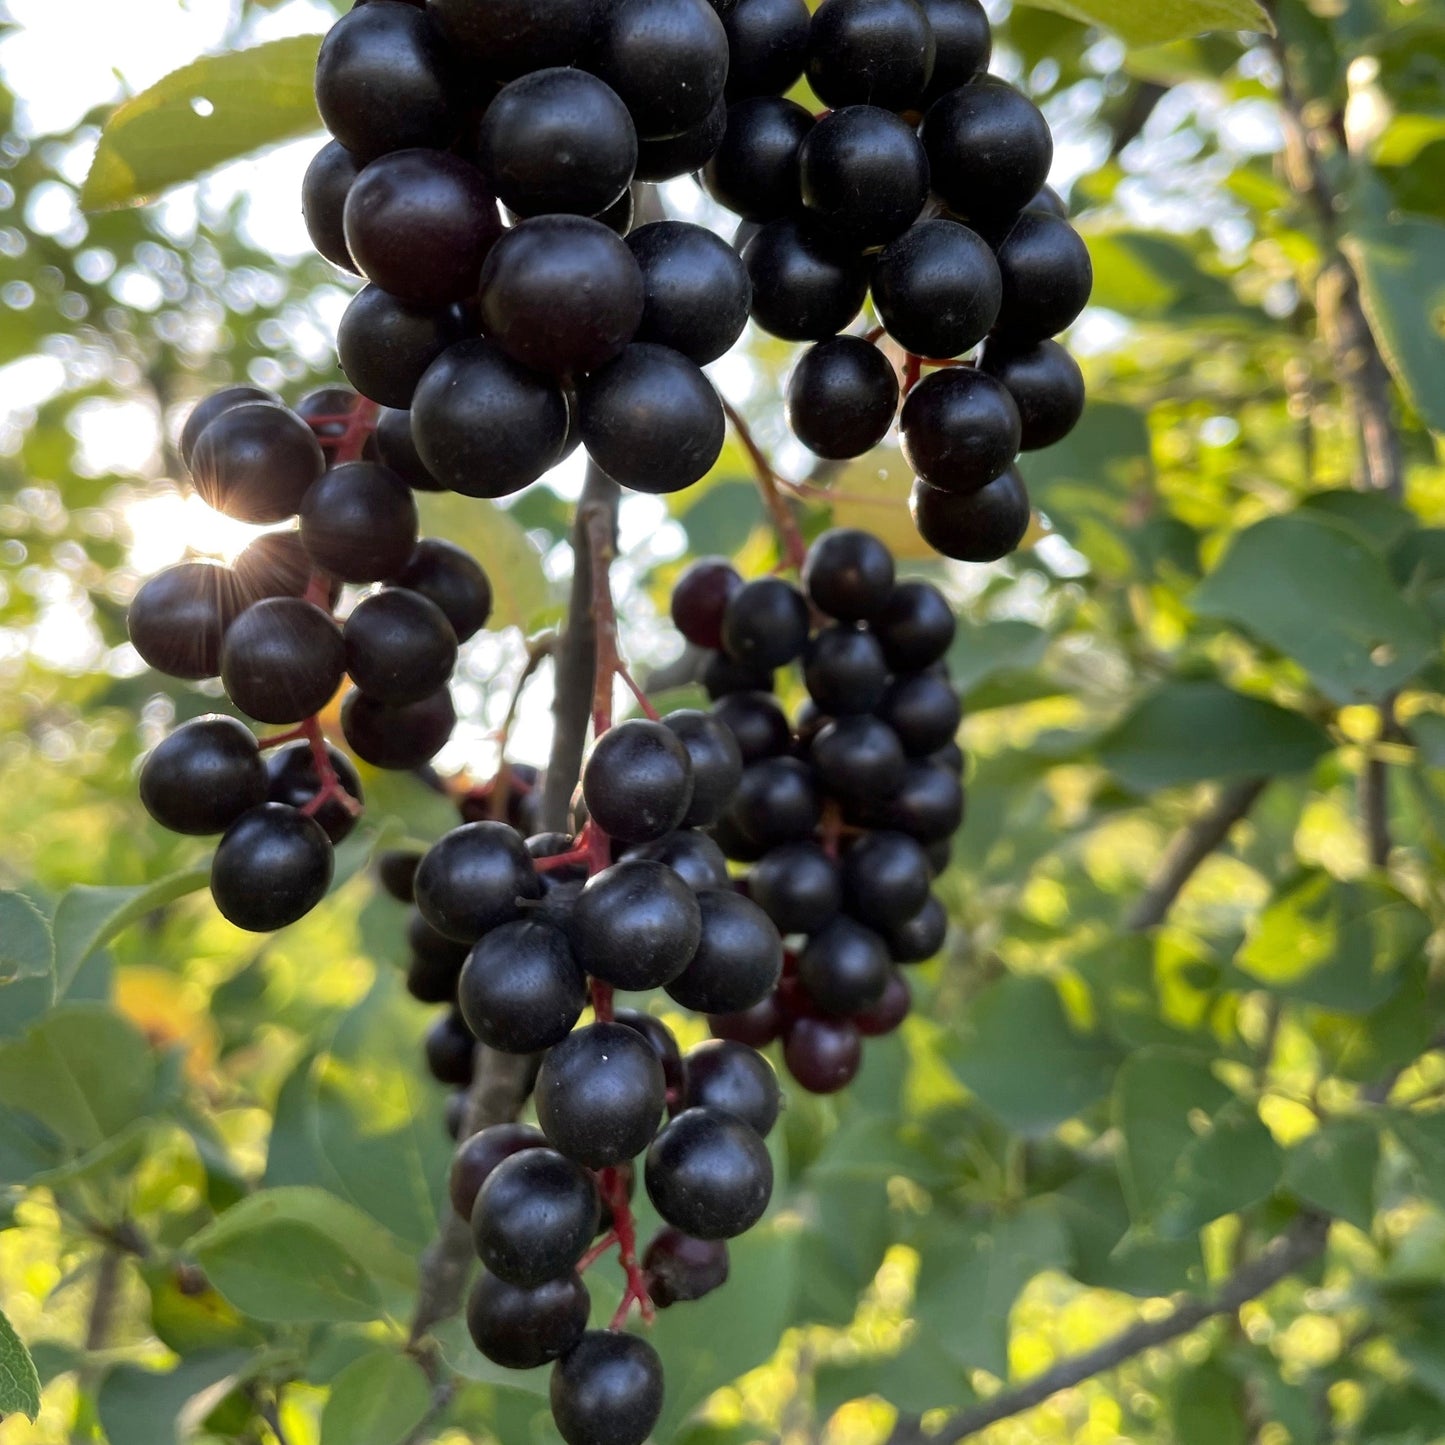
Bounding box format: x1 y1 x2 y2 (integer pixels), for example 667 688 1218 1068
390 694 787 1444
306 0 754 500
130 385 494 933
671 528 961 1091
700 0 1089 562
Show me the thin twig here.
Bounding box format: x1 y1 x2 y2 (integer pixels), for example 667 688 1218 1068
1126 778 1270 931
927 1214 1331 1444
721 397 808 572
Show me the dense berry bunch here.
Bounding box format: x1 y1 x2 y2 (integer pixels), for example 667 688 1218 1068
698 0 1090 563
672 528 962 1091
131 385 493 933
306 0 751 503
381 695 784 1445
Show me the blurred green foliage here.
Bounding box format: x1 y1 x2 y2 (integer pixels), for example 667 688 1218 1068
3 1 1445 1443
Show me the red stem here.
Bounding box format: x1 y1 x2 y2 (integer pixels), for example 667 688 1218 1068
902 353 924 395
258 724 309 750
720 398 808 573
318 396 379 464
298 715 362 822
577 1231 620 1273
601 1168 654 1328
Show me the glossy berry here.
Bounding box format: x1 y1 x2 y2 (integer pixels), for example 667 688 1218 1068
300 461 418 582
583 719 695 844
623 831 731 893
856 968 912 1035
450 1115 546 1219
802 530 894 622
295 387 365 447
314 3 458 161
128 563 240 680
341 687 456 768
786 337 899 461
807 0 936 111
220 599 344 725
671 557 743 650
190 402 325 524
885 891 948 961
784 1015 862 1092
390 538 493 642
663 710 744 828
883 759 965 842
722 577 810 668
428 0 605 77
724 0 810 98
458 920 587 1054
411 339 570 497
878 672 962 756
614 1009 686 1099
478 69 637 219
919 0 991 105
703 96 813 222
550 1332 664 1445
684 1040 782 1136
140 717 266 836
910 467 1031 562
979 339 1086 450
750 841 841 934
901 368 1021 495
337 286 470 410
211 803 333 932
923 78 1053 224
875 580 955 670
474 1148 599 1287
666 889 783 1013
578 344 725 494
811 715 907 802
627 222 751 366
302 141 361 273
800 106 929 247
872 219 1002 359
467 1270 589 1370
180 386 280 467
343 588 457 704
842 830 932 927
798 916 890 1014
406 910 469 1003
709 994 786 1048
744 218 870 341
992 214 1094 342
803 625 889 715
415 821 542 943
425 1009 478 1087
591 0 729 139
731 756 821 845
644 1228 730 1308
711 690 792 763
646 1106 772 1239
536 1022 667 1168
343 149 500 304
633 100 729 181
567 860 703 990
233 532 332 607
266 742 364 844
480 216 644 377
374 407 441 490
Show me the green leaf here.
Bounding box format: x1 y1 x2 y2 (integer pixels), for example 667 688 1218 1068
1015 0 1270 45
948 620 1050 697
1100 682 1330 792
1192 513 1438 703
1236 872 1430 1013
0 1304 41 1423
50 870 209 998
913 1202 1069 1377
947 975 1118 1136
319 1351 431 1445
1153 1099 1282 1239
1172 1357 1248 1445
82 37 322 210
0 1005 157 1152
97 1351 251 1445
649 1220 800 1439
1342 219 1445 434
1085 232 1251 322
1393 1112 1445 1205
187 1188 414 1324
416 493 551 631
814 1334 974 1420
0 893 50 984
1283 1118 1380 1231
